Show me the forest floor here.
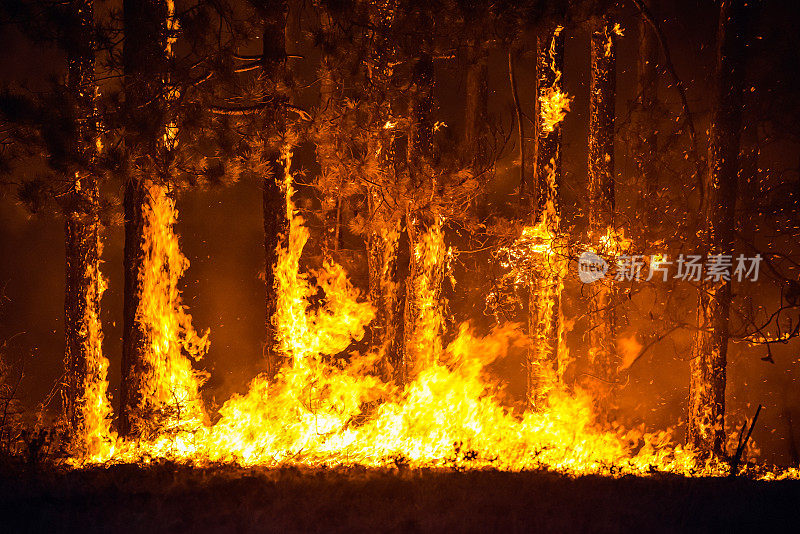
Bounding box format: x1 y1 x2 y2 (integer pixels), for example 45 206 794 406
1 462 799 533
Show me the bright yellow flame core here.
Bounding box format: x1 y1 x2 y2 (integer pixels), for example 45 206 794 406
136 183 210 434
78 243 116 461
540 26 572 134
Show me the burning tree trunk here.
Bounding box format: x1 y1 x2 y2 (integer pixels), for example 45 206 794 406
261 0 291 379
633 0 660 233
121 0 208 438
527 26 568 409
62 0 113 455
364 5 406 383
367 210 404 381
403 54 446 379
120 0 170 439
688 0 749 458
587 15 618 411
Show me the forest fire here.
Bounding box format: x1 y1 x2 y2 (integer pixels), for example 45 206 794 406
77 148 697 475
2 0 800 530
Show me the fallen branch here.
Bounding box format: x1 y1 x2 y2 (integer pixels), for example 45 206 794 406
730 404 763 477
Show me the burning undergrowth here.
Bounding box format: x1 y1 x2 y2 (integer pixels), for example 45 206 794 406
62 154 797 480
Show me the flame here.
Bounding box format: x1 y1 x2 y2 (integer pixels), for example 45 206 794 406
134 182 210 436
405 218 446 373
65 151 798 480
77 240 116 461
540 26 572 133
273 148 375 367
524 209 569 408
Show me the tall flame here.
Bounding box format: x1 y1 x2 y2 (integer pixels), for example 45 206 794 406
405 218 446 373
135 182 209 436
77 240 116 461
540 26 572 133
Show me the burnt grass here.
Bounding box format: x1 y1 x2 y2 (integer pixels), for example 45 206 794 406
1 462 799 533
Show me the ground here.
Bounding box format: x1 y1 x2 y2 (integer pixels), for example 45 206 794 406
1 463 799 533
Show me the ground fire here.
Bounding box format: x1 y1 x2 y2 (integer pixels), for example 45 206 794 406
1 0 800 530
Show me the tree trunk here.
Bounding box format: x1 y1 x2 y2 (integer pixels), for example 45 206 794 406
120 0 171 438
527 26 567 409
404 215 445 377
316 8 342 260
587 15 618 411
262 0 290 379
403 54 445 377
63 0 113 451
367 210 404 381
688 0 749 458
463 41 489 169
633 0 660 234
263 156 289 378
364 9 406 383
531 27 565 225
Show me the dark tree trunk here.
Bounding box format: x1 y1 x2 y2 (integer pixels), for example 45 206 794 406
463 41 489 169
688 0 750 458
261 0 290 379
531 27 565 225
367 212 404 381
403 54 445 378
316 8 342 260
64 179 101 431
587 15 618 411
63 0 110 445
364 9 406 383
527 26 566 409
633 0 660 234
120 0 170 438
263 157 289 378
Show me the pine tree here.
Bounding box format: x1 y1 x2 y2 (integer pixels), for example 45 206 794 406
587 13 618 412
527 23 567 408
257 0 291 379
688 0 750 458
403 51 447 377
62 0 115 452
632 0 659 234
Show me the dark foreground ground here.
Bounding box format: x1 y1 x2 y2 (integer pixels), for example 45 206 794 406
1 463 799 533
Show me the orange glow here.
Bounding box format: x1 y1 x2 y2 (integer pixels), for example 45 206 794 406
69 158 799 480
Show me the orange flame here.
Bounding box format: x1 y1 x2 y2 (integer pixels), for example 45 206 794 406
136 182 210 436
76 241 116 462
68 152 800 481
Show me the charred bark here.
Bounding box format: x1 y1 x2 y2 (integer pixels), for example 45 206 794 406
403 54 445 378
62 0 105 439
587 15 618 410
367 213 403 382
531 28 565 225
688 0 750 458
261 0 290 379
527 26 566 409
120 0 171 438
263 156 289 379
364 9 407 383
633 0 660 234
463 41 489 170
